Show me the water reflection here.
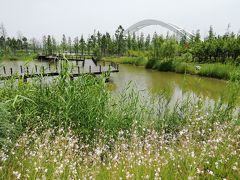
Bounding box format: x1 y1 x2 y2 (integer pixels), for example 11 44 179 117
0 60 230 103
110 64 229 102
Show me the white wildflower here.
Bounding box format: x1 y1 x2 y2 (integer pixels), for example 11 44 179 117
13 171 21 179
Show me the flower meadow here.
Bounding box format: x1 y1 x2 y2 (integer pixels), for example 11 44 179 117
0 67 240 179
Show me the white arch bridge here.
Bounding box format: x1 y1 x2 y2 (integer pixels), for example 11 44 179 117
123 19 194 40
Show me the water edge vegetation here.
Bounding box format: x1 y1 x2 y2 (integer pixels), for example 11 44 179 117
0 63 240 179
1 23 240 179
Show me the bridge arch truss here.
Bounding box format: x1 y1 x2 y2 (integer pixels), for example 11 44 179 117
124 19 194 40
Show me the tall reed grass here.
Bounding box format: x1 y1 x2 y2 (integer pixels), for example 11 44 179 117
0 63 239 179
146 58 240 81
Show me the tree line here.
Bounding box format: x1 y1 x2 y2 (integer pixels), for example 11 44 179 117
0 24 41 55
41 26 126 57
1 23 240 64
189 27 240 63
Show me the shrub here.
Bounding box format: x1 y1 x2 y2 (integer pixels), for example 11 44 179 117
134 57 147 66
181 52 193 62
173 61 197 74
230 70 240 82
235 56 240 66
157 59 173 71
9 56 18 61
145 58 156 69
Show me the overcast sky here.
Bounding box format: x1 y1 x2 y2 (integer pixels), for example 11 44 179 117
1 0 240 40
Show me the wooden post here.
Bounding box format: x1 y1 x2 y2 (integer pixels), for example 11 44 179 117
71 64 73 73
3 66 6 74
103 61 105 66
89 66 91 73
49 64 51 71
99 65 101 73
35 65 38 73
23 75 27 83
109 64 111 70
27 67 29 74
20 66 23 74
42 66 45 74
78 66 80 74
76 60 78 65
56 63 58 72
10 68 13 75
83 60 85 67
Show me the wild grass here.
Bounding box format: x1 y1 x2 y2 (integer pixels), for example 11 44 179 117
0 103 239 179
0 52 37 61
146 58 240 81
198 63 237 80
103 56 148 66
0 63 240 179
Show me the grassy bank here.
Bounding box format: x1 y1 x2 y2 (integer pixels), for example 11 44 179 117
0 52 37 61
159 59 240 81
0 63 240 179
102 56 148 66
103 56 240 80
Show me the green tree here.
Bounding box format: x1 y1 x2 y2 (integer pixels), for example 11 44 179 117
115 25 126 55
86 37 92 55
145 34 151 50
16 38 23 50
151 33 163 59
194 30 201 43
161 38 178 59
61 34 67 53
126 33 132 51
131 33 137 51
208 25 215 40
10 38 18 55
90 34 97 50
68 37 72 53
22 37 28 53
105 32 112 55
30 38 37 53
101 34 107 56
0 36 5 54
138 33 145 50
73 37 79 54
46 35 53 55
79 35 86 55
52 36 57 54
0 23 7 52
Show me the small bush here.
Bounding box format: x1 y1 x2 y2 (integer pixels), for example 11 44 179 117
134 57 146 66
173 61 197 74
181 52 193 62
145 58 156 69
235 56 240 66
9 56 19 61
230 70 240 82
157 59 173 71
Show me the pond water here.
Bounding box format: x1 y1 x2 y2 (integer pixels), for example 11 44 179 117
0 60 230 103
0 60 112 85
109 64 230 103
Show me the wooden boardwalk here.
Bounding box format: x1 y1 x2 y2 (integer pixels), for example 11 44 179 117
38 54 93 62
0 59 119 82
